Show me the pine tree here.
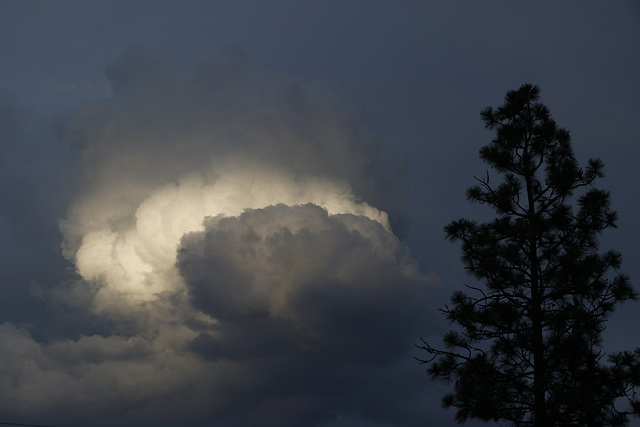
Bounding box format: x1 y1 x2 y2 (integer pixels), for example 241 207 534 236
418 84 640 426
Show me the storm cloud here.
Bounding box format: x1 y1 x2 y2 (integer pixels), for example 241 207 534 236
1 2 638 426
0 47 432 426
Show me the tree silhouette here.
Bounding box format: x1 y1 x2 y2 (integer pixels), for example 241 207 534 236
418 84 640 426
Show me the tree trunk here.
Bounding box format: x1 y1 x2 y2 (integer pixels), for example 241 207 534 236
530 249 546 426
523 124 547 426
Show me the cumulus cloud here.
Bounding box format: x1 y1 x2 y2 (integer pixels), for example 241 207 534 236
0 47 433 426
175 203 430 425
179 203 423 356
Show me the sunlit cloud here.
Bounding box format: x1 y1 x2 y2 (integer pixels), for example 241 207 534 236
0 47 432 426
71 164 391 314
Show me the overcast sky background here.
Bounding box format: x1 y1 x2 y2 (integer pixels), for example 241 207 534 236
1 2 639 426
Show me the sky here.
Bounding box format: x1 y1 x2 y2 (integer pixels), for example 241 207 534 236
0 1 639 426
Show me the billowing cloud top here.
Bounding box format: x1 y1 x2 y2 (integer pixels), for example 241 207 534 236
0 48 432 426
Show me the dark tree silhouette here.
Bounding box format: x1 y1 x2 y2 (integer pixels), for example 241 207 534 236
418 84 640 426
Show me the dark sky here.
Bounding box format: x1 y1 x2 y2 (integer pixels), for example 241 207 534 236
1 1 639 426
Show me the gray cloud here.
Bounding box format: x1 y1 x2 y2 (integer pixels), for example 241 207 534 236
0 91 74 331
59 46 407 244
175 204 430 425
179 203 426 358
0 2 637 426
0 48 434 426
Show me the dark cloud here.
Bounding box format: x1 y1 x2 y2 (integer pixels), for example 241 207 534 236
1 2 636 426
179 203 426 355
174 203 430 424
0 91 73 330
0 48 433 426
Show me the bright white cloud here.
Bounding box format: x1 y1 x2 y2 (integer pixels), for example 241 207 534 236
70 164 391 316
